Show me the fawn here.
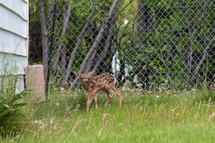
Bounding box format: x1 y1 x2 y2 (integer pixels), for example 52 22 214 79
74 71 122 112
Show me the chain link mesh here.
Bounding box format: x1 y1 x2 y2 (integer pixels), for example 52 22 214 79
44 0 215 93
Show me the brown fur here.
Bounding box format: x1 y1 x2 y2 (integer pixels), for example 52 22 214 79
75 71 122 112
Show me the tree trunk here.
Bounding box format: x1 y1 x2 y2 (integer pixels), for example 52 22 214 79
71 0 120 88
60 47 67 79
78 0 119 74
188 3 213 83
137 0 155 90
190 36 215 82
53 0 73 69
92 17 115 72
38 0 49 80
61 11 95 87
137 1 155 33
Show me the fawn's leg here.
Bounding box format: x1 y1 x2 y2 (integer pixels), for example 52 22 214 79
103 90 111 107
86 93 94 112
107 87 121 107
93 95 98 109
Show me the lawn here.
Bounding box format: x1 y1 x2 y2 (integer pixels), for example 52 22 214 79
1 89 215 143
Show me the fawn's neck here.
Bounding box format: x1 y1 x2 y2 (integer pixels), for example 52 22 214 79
82 84 90 92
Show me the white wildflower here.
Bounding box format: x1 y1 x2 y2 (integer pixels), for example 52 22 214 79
192 88 196 91
38 120 43 124
103 113 108 119
124 19 129 25
50 118 54 123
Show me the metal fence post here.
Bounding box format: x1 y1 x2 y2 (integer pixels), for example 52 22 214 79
46 3 57 99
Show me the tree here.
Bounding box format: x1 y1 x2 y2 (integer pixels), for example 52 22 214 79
30 0 215 90
38 0 49 80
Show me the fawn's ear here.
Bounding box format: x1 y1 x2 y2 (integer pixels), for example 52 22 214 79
74 72 80 77
88 70 94 76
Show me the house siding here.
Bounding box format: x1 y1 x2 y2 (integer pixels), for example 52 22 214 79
0 0 28 92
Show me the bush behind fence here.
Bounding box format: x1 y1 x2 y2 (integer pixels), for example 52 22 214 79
42 0 214 93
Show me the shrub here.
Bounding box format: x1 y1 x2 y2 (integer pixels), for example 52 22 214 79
0 86 31 135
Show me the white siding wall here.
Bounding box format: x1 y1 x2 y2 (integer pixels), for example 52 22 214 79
0 0 28 92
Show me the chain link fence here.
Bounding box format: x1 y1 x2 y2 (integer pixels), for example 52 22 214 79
44 0 215 93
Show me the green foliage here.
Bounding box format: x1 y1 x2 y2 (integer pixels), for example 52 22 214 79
30 0 214 89
116 0 214 89
0 89 215 142
32 89 116 120
0 85 31 134
32 90 88 119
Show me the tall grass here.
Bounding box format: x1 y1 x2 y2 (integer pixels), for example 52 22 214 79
0 75 30 136
0 88 215 143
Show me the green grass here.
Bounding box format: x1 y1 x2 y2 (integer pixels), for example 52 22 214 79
0 89 215 143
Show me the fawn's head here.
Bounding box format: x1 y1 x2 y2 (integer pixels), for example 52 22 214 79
74 71 94 84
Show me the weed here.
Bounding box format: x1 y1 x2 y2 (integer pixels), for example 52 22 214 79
0 89 214 143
